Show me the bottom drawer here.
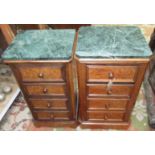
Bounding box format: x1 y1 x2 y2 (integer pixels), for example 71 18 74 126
34 111 70 121
87 111 125 122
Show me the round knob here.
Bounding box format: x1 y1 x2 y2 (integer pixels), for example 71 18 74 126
50 113 54 119
38 73 44 78
43 88 48 94
47 103 51 108
108 72 114 79
107 90 112 95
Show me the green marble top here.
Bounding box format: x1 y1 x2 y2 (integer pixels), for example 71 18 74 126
76 26 152 58
2 30 76 60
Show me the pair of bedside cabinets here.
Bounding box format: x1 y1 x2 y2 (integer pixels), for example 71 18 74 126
2 26 152 129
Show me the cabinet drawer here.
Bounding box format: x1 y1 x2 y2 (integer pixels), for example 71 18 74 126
34 111 70 121
87 83 133 97
23 83 67 97
87 111 125 121
15 64 65 82
87 65 138 83
87 98 128 110
29 98 68 110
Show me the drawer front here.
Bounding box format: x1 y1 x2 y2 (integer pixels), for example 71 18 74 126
34 111 70 121
15 64 65 82
23 83 67 97
87 65 138 83
87 111 125 121
29 98 68 110
87 98 128 110
87 84 133 97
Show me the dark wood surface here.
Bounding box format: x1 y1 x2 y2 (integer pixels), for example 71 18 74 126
87 98 128 111
49 24 91 31
3 31 78 128
29 98 68 110
149 28 155 52
8 62 77 127
87 65 138 83
0 29 8 57
14 63 66 82
0 24 15 45
2 26 150 129
14 24 89 31
76 57 149 129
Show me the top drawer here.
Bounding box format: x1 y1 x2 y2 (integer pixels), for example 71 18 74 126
14 64 66 82
86 65 138 83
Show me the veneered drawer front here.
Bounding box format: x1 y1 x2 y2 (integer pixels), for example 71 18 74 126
87 111 125 121
87 98 128 110
87 65 138 83
29 98 68 110
34 111 70 121
23 83 67 97
15 64 65 82
87 83 133 97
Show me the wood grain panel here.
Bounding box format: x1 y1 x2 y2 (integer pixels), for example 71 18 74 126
87 65 138 83
87 83 133 97
34 111 70 121
23 83 67 97
87 98 128 110
87 111 125 121
29 98 68 110
15 64 65 82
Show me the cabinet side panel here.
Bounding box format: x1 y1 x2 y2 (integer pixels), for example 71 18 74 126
124 62 149 121
77 61 87 121
65 62 76 120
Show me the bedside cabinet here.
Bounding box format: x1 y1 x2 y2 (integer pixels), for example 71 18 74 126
75 26 152 129
2 30 78 127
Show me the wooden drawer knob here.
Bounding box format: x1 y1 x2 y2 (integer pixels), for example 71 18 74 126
50 113 54 119
38 73 44 78
108 72 114 79
43 88 48 94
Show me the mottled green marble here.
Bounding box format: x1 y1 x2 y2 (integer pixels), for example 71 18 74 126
76 26 152 58
2 30 75 60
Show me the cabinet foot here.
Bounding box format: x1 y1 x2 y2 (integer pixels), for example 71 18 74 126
33 120 79 128
80 121 130 130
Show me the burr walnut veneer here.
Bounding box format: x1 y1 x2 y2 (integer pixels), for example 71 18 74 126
75 26 152 129
2 30 78 127
2 26 152 130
